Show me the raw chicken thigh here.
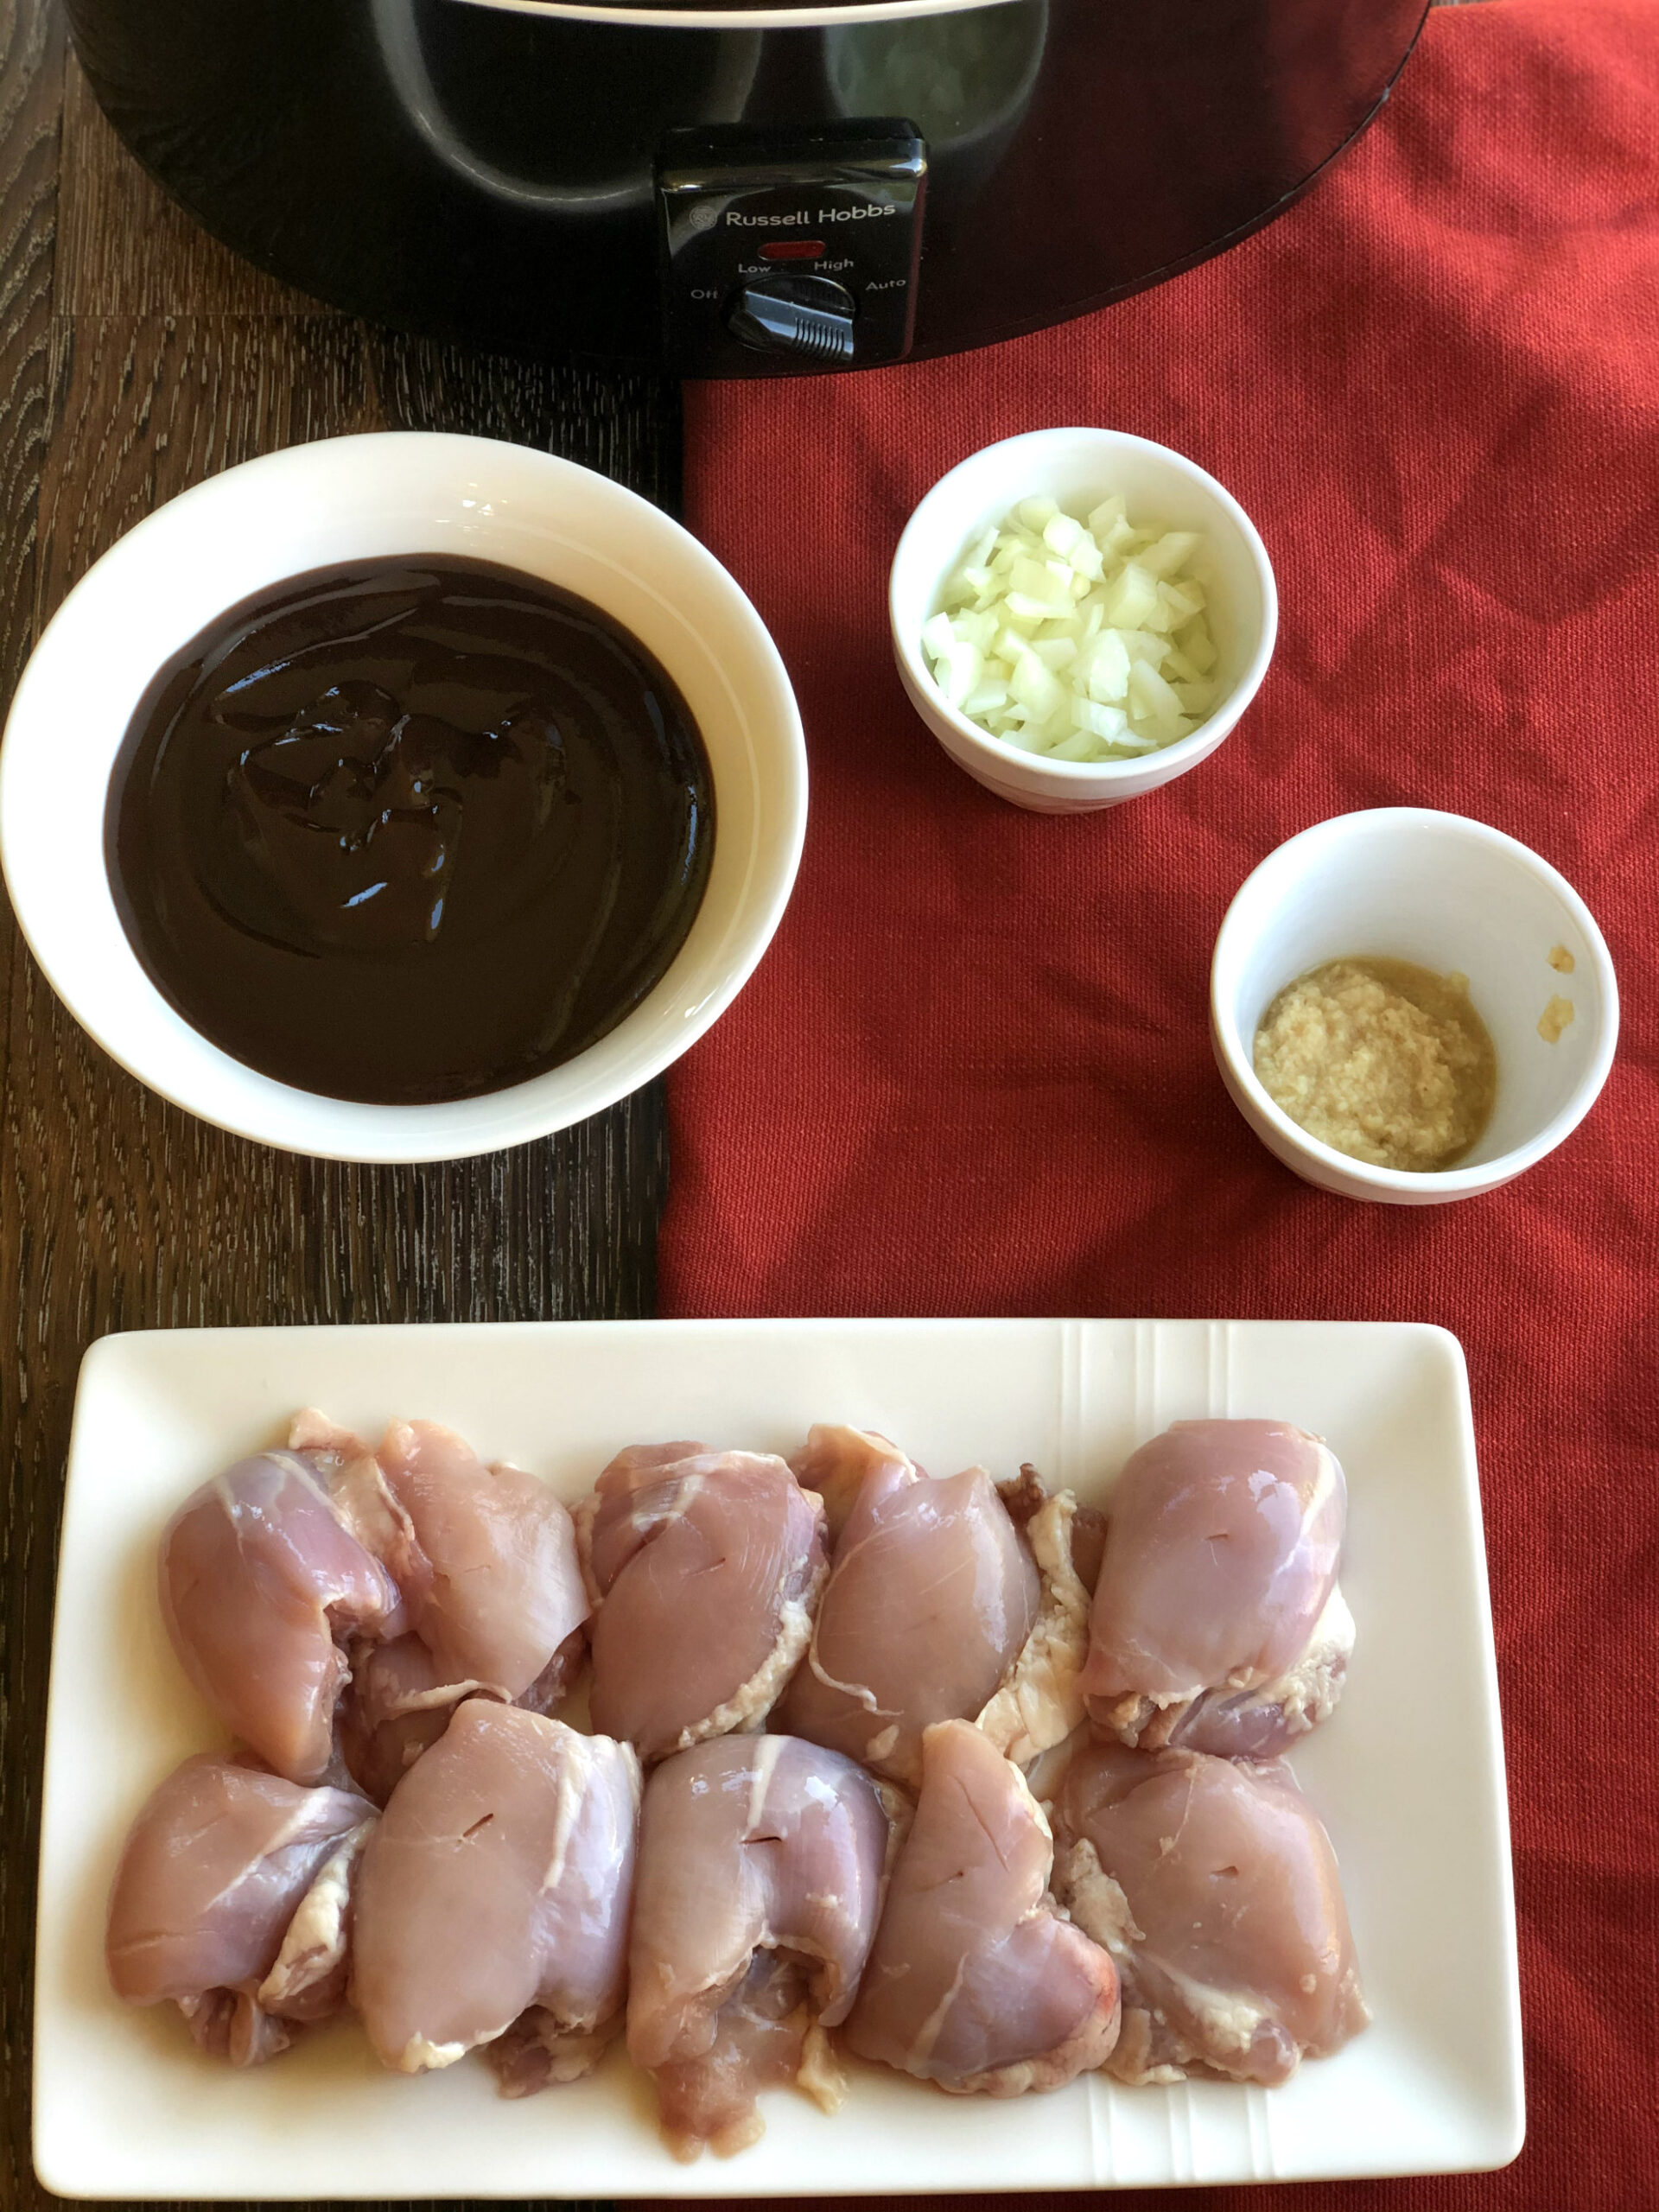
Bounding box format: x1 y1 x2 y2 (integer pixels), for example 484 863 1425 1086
581 1447 830 1762
288 1410 589 1797
106 1754 374 2065
1080 1421 1353 1757
775 1455 1039 1786
1049 1740 1369 2085
373 1418 590 1702
844 1719 1120 2095
352 1702 639 2084
160 1451 399 1784
628 1735 891 2158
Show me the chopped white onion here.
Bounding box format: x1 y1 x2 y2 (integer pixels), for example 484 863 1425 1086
919 493 1224 765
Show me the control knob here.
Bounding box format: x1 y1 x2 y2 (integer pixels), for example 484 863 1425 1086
724 274 856 365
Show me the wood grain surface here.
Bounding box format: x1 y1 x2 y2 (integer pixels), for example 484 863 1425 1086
0 7 675 2207
0 3 1478 2207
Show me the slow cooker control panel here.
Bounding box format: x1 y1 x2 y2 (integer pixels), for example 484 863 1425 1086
658 122 926 378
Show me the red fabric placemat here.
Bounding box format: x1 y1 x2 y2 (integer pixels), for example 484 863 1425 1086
658 4 1659 2208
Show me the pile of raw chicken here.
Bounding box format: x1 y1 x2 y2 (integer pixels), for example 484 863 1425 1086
107 1414 1369 2159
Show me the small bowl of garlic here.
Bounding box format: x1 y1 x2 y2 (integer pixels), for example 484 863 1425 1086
890 426 1277 813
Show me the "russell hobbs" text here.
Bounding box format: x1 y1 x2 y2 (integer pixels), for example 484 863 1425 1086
724 204 897 226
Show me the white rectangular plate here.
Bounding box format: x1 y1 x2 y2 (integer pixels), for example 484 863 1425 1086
35 1319 1523 2196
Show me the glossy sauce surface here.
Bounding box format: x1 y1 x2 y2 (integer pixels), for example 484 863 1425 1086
107 557 714 1104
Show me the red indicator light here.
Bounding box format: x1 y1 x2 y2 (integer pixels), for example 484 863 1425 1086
760 239 826 263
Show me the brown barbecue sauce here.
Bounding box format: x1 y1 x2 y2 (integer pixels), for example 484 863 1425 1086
106 556 715 1104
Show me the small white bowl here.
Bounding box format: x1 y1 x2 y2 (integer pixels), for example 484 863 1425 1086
0 432 806 1164
889 426 1277 814
1211 809 1619 1204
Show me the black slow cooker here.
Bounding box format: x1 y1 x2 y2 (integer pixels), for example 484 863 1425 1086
66 0 1428 375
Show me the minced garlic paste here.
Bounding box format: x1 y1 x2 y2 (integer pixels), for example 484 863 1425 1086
1253 956 1497 1173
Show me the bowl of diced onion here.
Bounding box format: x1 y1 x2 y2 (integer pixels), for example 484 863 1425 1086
890 427 1277 814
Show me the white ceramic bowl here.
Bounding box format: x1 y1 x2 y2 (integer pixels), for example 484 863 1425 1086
1211 809 1619 1204
0 432 806 1163
889 425 1277 814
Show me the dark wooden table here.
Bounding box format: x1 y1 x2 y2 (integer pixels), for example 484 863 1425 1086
0 3 1481 2207
0 2 676 2202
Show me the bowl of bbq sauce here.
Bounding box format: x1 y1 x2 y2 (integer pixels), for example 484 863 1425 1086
0 434 805 1161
